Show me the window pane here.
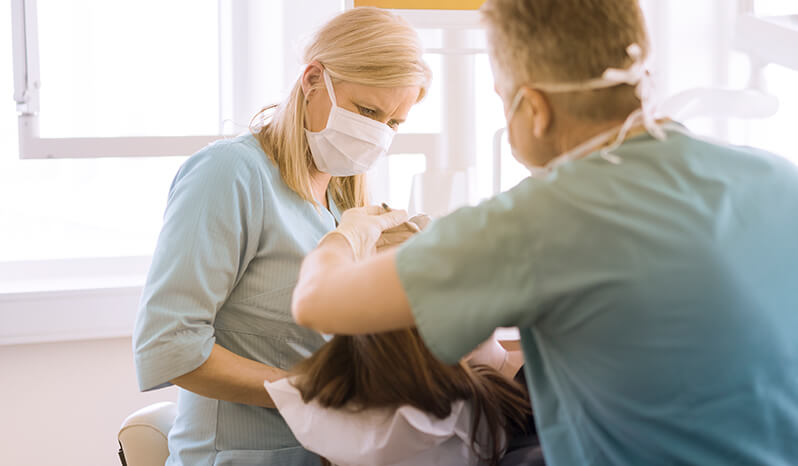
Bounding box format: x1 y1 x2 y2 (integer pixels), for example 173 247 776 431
754 0 798 16
0 156 186 261
388 153 427 209
474 53 518 200
744 64 798 163
37 0 220 138
2 1 352 262
398 52 442 133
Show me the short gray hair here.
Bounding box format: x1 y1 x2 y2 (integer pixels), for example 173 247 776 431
481 0 650 121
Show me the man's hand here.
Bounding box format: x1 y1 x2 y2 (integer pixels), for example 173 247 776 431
376 214 432 253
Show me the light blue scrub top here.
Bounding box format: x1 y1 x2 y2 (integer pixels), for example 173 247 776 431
397 124 798 466
133 133 340 465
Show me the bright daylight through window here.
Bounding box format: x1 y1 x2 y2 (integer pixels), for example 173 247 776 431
0 0 796 263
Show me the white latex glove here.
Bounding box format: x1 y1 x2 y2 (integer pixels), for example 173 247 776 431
322 205 409 261
408 213 431 230
376 214 432 253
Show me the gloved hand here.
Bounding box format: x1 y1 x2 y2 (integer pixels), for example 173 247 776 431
322 205 409 261
376 214 432 253
409 213 431 230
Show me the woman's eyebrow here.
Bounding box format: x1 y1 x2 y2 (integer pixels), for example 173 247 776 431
353 100 406 123
353 100 385 115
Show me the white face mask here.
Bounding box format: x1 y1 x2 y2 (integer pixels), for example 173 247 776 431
305 70 396 176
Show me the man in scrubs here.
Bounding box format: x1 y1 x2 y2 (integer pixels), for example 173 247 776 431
291 0 798 464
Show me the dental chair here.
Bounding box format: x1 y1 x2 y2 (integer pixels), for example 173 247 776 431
118 402 176 466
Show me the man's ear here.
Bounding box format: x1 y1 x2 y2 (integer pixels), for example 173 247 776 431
520 87 553 138
301 61 324 99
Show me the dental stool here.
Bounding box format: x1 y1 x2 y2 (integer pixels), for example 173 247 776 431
118 402 177 466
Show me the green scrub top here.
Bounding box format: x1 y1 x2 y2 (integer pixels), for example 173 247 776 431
134 133 340 465
396 123 798 465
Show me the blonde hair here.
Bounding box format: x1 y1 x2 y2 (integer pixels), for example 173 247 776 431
481 0 649 121
252 7 432 210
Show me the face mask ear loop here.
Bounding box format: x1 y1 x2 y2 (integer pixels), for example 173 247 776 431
506 88 525 123
315 69 341 130
322 69 338 108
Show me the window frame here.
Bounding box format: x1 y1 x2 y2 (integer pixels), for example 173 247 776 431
10 0 440 161
10 0 233 159
0 0 443 345
345 0 483 29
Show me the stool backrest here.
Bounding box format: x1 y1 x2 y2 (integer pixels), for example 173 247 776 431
118 402 177 466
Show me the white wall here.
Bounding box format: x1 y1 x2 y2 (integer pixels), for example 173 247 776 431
0 337 177 466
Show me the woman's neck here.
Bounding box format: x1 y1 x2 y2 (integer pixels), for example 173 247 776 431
310 171 333 209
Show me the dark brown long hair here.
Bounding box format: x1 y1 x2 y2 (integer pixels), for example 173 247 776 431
291 329 531 466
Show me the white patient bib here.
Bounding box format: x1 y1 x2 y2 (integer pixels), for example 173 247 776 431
265 378 499 466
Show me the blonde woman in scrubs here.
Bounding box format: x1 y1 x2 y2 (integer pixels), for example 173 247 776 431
132 8 430 465
292 0 798 465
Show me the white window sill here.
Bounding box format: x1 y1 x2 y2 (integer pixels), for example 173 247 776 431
0 256 150 346
0 256 522 348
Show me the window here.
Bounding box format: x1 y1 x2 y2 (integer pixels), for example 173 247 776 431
491 0 798 200
379 0 798 215
3 0 797 263
363 13 509 212
36 0 220 139
1 1 348 261
4 1 797 344
752 0 798 16
642 0 798 164
12 0 224 158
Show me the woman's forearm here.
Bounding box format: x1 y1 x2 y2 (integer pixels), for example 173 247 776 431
170 344 287 408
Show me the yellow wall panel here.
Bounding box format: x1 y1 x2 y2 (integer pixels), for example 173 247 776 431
353 0 485 10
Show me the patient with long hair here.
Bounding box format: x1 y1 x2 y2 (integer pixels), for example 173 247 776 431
265 328 532 466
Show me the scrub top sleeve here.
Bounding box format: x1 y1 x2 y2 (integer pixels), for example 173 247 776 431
395 190 542 365
133 145 265 391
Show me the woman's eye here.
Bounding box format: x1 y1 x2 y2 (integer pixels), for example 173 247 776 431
388 120 400 131
357 105 377 117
